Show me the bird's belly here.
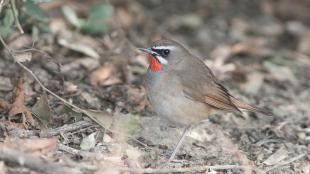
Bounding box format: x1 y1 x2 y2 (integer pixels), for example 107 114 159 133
147 88 213 126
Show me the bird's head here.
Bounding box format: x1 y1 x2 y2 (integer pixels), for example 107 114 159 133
139 39 188 72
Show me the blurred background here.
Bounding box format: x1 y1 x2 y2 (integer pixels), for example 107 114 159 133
0 0 309 173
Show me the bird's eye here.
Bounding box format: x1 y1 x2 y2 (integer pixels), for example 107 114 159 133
162 49 170 56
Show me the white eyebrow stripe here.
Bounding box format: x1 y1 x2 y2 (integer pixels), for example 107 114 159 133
152 46 176 50
156 55 168 65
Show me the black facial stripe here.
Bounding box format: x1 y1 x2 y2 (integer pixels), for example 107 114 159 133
151 48 170 57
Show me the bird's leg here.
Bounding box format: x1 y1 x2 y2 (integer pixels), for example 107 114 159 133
167 125 192 163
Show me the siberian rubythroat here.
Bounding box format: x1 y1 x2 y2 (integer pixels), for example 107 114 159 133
139 39 270 162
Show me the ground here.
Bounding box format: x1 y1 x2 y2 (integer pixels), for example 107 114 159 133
0 0 309 174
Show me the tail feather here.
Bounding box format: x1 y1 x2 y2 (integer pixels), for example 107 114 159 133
230 97 272 116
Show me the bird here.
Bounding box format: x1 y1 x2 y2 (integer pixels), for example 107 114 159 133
138 39 271 163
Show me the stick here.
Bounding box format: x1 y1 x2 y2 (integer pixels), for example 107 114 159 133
8 120 94 138
0 145 81 174
40 120 95 137
58 144 100 159
119 164 251 173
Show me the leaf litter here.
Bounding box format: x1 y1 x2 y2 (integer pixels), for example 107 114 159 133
0 0 310 174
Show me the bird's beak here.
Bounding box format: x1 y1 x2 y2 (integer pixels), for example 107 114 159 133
138 48 158 56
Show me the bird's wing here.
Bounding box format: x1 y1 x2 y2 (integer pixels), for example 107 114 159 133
177 58 241 113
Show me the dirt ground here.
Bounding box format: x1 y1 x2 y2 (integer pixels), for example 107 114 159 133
0 0 309 174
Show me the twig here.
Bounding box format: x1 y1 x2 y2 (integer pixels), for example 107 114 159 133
10 0 24 34
264 154 306 172
8 120 94 138
0 145 81 174
58 144 101 159
40 120 95 137
119 164 251 173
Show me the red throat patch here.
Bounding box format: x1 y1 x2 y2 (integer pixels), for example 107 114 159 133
148 55 161 72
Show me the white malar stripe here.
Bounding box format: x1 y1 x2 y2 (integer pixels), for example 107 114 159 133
156 55 168 65
152 46 176 50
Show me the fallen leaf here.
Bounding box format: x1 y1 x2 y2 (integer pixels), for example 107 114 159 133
14 52 32 63
61 5 83 29
58 37 100 59
8 74 36 127
83 110 113 129
82 3 114 34
32 94 52 128
7 35 32 50
65 82 78 93
263 147 289 165
56 105 83 123
231 38 273 57
90 64 121 87
80 132 96 151
210 45 232 62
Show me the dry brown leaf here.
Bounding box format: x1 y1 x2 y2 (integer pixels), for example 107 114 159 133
14 52 32 63
90 64 121 87
8 74 36 127
7 35 32 50
231 38 273 57
3 137 57 156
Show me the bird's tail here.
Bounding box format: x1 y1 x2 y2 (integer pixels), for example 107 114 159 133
230 97 272 116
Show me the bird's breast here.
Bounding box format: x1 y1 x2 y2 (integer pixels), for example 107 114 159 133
145 70 214 126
